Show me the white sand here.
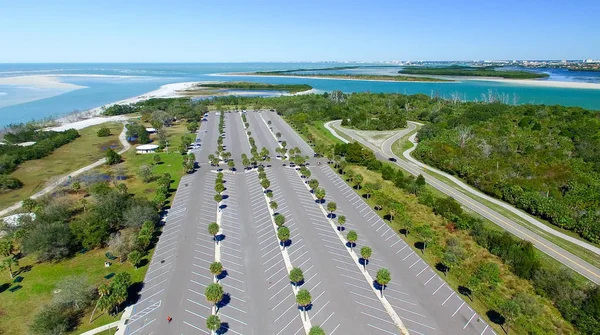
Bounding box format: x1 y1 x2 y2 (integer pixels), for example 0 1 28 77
0 75 87 90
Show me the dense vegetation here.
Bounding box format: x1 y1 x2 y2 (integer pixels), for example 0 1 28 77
399 65 549 79
0 125 80 190
254 65 399 74
198 82 313 94
413 102 600 243
250 71 448 82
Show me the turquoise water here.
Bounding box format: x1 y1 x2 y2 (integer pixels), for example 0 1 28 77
1 63 600 126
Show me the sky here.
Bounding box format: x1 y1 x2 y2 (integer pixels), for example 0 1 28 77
1 0 599 63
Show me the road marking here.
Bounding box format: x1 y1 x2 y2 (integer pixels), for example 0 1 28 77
432 283 445 295
361 311 395 325
402 251 415 261
367 324 397 335
409 259 421 268
464 312 477 329
480 324 489 335
424 274 436 285
311 300 330 318
452 301 466 316
220 312 248 326
276 314 300 335
416 265 429 277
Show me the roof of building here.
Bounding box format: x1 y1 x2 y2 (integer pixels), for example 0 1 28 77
136 144 159 150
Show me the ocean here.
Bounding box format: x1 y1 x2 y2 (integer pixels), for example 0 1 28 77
1 63 600 126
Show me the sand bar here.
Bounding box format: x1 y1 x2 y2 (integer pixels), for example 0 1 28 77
0 75 87 90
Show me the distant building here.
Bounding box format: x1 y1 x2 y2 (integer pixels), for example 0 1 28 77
136 144 159 154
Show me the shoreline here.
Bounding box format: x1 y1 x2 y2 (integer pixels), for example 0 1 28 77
0 75 88 90
213 72 600 89
210 73 457 84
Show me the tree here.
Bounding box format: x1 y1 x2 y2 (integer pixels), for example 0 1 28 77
97 127 111 137
123 202 159 229
0 239 13 257
276 132 282 139
261 178 271 191
53 275 96 311
415 174 426 188
214 182 225 194
315 188 326 203
354 174 363 189
137 164 154 183
153 154 161 165
274 214 286 227
22 221 76 261
208 222 220 244
128 250 142 269
277 226 290 249
309 326 325 335
105 148 121 165
270 201 278 213
337 215 346 230
187 121 199 133
326 202 337 217
22 198 37 212
308 179 319 192
206 314 221 334
296 289 312 321
30 303 74 335
376 268 391 297
214 193 222 204
346 230 358 250
415 225 434 253
227 160 235 171
360 246 372 271
0 256 18 278
108 231 137 263
289 267 304 287
210 262 223 282
205 283 224 308
499 299 521 334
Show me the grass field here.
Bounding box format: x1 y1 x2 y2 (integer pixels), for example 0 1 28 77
0 247 151 335
0 122 124 211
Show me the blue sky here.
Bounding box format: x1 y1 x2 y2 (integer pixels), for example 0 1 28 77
1 0 599 62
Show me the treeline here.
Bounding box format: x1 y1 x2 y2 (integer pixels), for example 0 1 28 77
0 127 79 191
399 65 549 79
200 82 313 94
413 102 600 243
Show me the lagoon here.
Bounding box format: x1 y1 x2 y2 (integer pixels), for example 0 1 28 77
1 63 600 126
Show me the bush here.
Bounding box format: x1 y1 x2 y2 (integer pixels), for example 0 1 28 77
22 221 77 261
0 174 23 191
29 302 75 335
97 127 111 137
105 148 121 165
52 275 96 310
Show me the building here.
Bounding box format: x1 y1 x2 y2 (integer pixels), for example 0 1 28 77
136 144 159 154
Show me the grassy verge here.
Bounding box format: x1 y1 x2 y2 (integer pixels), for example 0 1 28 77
392 141 600 270
336 165 574 334
0 123 124 211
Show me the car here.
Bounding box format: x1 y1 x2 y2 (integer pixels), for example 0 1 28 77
388 157 397 162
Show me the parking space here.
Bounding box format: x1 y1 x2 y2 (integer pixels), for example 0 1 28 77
260 110 314 156
313 165 496 335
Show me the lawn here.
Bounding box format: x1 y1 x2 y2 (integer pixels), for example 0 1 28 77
0 122 124 211
337 165 574 335
0 247 152 335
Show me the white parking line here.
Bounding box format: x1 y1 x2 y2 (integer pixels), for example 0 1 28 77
442 292 455 305
463 312 477 329
452 301 466 317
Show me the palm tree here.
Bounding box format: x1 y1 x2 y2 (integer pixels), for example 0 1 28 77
0 239 13 257
326 202 337 218
376 268 391 297
315 188 326 203
261 178 271 191
346 230 358 250
210 262 223 282
296 289 312 321
0 256 18 279
309 326 325 335
274 214 285 227
289 267 304 287
90 283 111 322
205 283 224 311
208 222 220 245
337 215 346 231
277 226 290 250
128 250 142 269
270 201 278 213
354 174 363 189
308 179 319 193
206 314 221 334
360 246 372 271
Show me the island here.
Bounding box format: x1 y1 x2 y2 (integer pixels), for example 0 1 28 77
178 82 314 95
398 65 549 79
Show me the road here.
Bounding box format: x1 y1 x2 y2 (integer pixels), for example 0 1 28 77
325 120 600 285
122 110 501 335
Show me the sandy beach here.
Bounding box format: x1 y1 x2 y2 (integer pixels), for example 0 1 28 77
0 75 87 90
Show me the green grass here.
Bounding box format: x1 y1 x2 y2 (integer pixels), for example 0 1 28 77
391 139 600 271
0 248 152 335
311 121 345 146
0 122 124 211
